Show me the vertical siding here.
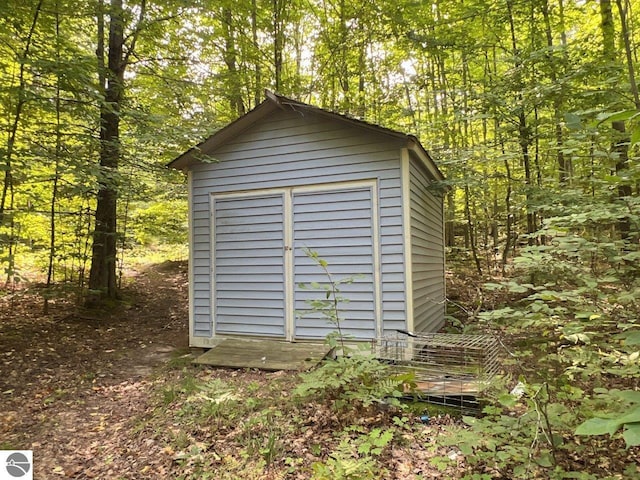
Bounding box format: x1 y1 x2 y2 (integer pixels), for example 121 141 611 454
212 194 286 336
190 109 405 340
293 186 376 339
192 194 212 337
409 156 445 333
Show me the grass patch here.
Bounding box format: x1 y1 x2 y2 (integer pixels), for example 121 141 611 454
124 244 188 268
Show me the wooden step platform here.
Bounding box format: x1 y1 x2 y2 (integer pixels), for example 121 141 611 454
193 337 333 371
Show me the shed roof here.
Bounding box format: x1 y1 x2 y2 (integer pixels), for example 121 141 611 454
168 90 444 182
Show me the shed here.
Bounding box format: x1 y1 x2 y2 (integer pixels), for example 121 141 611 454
169 91 446 348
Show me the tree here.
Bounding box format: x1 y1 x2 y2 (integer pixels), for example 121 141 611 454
88 0 145 302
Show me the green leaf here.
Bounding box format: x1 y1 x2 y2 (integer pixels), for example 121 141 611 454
623 423 640 447
622 331 640 346
575 417 619 436
613 391 640 404
564 112 582 130
597 109 639 123
458 442 474 456
498 393 517 408
462 416 478 427
535 451 554 467
614 405 640 425
564 333 591 344
631 127 640 147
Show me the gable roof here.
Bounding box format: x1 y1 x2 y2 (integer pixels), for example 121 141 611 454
168 91 444 182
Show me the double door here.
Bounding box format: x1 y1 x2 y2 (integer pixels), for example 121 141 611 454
211 182 380 340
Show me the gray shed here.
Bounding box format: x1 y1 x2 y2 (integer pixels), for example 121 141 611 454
169 92 446 348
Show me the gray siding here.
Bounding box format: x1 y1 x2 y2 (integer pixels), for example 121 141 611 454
213 194 286 336
409 156 445 333
293 186 376 339
190 109 405 338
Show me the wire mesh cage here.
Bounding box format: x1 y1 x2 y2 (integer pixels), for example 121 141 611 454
372 331 503 412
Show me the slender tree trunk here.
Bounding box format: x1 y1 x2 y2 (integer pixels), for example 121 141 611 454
616 0 640 240
1 0 43 227
600 0 617 59
541 0 570 184
45 2 63 314
273 0 284 91
251 0 261 106
2 0 44 285
465 181 482 275
337 0 349 108
613 121 632 239
616 0 640 109
507 0 536 240
222 7 244 115
445 190 456 247
501 154 514 271
357 42 366 117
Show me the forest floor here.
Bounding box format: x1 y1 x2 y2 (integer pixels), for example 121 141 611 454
0 261 465 479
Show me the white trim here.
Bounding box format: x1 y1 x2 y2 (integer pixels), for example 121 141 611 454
291 179 377 194
187 171 197 347
206 179 378 200
284 190 294 341
401 148 414 334
209 193 217 341
407 139 446 182
209 189 288 339
207 186 288 200
291 179 380 340
191 336 222 348
442 192 447 322
370 182 383 339
203 179 381 342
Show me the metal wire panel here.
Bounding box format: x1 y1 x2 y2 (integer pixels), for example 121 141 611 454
372 332 503 411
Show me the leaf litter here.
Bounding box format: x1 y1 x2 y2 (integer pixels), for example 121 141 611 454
1 260 464 479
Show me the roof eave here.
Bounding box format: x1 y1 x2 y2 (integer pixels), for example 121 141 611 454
168 91 446 185
167 99 278 170
406 136 446 184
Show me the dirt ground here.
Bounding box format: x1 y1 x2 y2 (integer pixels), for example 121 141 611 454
0 261 191 478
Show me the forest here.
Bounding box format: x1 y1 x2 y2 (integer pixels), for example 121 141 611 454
1 0 639 478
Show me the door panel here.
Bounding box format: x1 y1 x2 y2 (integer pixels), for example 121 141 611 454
293 186 377 340
213 193 286 337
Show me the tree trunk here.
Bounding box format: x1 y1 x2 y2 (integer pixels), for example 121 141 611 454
541 0 570 184
613 121 632 240
88 0 125 302
45 2 63 314
251 0 261 106
445 190 456 247
222 7 244 115
600 0 634 240
507 0 536 240
273 0 284 91
615 0 640 109
465 182 482 275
